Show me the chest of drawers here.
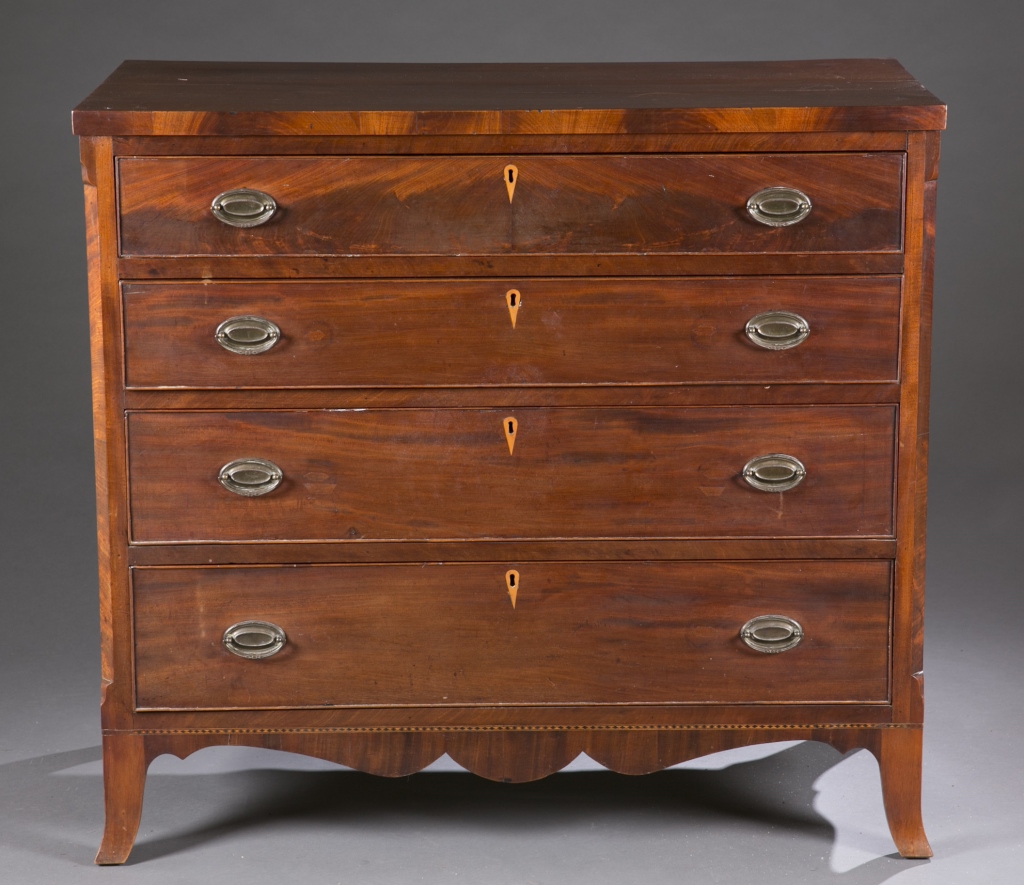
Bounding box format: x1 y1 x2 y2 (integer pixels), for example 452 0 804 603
73 60 945 864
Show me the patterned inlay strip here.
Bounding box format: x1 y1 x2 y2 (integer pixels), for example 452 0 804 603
114 723 919 736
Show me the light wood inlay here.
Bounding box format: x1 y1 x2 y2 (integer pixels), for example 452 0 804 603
504 163 518 202
503 415 518 455
506 569 519 608
506 288 521 329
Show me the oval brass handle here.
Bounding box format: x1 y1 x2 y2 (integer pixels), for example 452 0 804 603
218 458 283 497
740 615 803 654
746 187 812 227
745 311 810 350
742 454 806 492
211 188 277 228
215 316 281 355
222 620 287 659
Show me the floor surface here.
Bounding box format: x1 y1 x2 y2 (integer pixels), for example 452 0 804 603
1 532 1020 883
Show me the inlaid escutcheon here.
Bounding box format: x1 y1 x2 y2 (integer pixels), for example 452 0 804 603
505 569 519 608
505 288 521 329
504 164 518 202
503 416 518 454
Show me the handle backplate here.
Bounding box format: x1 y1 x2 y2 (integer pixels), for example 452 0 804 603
218 458 283 497
222 620 287 659
746 187 812 227
215 315 281 355
211 188 277 228
740 614 804 654
746 311 810 350
742 454 806 492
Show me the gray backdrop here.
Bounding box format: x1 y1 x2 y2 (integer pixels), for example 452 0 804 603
2 1 1021 882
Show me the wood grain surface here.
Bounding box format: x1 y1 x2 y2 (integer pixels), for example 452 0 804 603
132 560 892 709
117 252 907 281
108 699 897 733
127 726 898 782
873 726 933 857
72 60 946 136
125 538 897 567
126 406 897 543
94 733 147 864
123 383 903 412
117 153 904 258
111 131 911 157
122 277 902 389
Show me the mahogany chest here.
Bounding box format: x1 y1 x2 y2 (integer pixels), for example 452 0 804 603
72 60 945 863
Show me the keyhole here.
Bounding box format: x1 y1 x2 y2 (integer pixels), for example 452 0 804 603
504 164 518 202
503 416 518 454
505 569 520 608
506 289 521 328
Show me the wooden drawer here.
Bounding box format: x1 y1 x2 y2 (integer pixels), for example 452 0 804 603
123 277 902 389
132 560 892 710
117 153 905 258
126 406 896 543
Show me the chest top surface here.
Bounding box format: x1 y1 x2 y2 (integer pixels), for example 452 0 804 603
72 58 945 136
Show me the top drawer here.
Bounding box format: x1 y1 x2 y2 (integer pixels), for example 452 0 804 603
117 153 905 258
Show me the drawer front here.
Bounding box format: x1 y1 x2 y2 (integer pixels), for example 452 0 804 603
118 153 904 257
123 277 901 389
127 406 896 542
132 561 892 710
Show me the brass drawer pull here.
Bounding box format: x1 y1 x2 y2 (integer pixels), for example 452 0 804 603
215 315 281 354
746 187 812 227
210 188 277 227
740 615 803 654
218 458 283 497
745 311 810 350
742 454 806 492
222 620 287 659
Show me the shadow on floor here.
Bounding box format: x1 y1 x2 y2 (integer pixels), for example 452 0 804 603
0 741 926 882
